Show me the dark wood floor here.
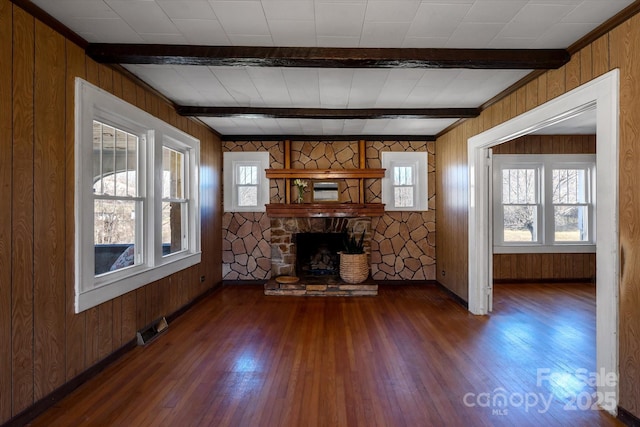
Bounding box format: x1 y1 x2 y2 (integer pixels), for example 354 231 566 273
29 283 621 426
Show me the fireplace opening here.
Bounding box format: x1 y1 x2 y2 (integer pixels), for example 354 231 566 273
295 232 344 279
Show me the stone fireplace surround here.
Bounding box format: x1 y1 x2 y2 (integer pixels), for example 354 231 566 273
265 216 378 296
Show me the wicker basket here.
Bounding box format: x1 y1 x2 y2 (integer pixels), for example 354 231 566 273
339 252 369 284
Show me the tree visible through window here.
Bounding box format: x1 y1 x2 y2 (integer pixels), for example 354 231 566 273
381 151 428 211
162 146 187 255
501 168 538 242
493 154 595 252
93 120 141 275
76 78 201 312
223 152 269 213
553 168 589 242
237 164 259 207
393 165 414 208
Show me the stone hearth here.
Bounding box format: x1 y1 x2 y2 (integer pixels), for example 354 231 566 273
264 278 378 296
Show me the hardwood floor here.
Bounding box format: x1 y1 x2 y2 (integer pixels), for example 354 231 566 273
28 283 622 426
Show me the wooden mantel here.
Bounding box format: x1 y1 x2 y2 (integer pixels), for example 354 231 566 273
265 168 385 179
266 203 385 217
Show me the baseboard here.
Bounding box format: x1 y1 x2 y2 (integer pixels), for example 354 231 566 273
165 281 222 323
222 279 268 286
619 406 640 427
375 279 438 286
2 282 222 427
435 281 469 309
3 339 136 427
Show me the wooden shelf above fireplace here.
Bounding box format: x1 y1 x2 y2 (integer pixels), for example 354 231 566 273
265 168 385 179
266 203 385 217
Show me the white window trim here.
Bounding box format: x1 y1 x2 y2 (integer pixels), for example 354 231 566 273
493 153 596 254
223 152 270 212
381 151 428 211
75 78 201 313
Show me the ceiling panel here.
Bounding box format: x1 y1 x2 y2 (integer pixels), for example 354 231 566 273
30 0 636 137
201 117 458 136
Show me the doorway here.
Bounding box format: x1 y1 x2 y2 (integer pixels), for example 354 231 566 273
467 70 619 413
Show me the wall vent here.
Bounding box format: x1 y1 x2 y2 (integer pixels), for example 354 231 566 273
136 317 168 345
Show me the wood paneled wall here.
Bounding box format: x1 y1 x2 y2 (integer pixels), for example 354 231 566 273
611 15 640 419
436 15 640 418
492 134 596 155
435 122 474 300
493 253 596 282
0 2 222 423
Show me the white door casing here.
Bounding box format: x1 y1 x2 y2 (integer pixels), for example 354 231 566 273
467 69 619 414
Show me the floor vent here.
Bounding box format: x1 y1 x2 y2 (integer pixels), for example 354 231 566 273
136 317 168 345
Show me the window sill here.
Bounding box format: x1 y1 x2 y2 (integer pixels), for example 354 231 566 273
493 244 595 254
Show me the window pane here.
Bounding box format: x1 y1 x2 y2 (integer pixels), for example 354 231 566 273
126 134 138 196
555 205 588 241
162 201 186 255
93 121 103 194
502 169 536 204
93 120 138 197
553 169 586 204
163 147 184 199
237 165 258 185
503 205 537 242
94 199 137 275
238 186 258 206
393 166 413 185
93 171 138 200
394 187 414 207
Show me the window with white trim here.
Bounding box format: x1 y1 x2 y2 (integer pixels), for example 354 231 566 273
75 78 201 313
162 142 190 256
223 152 269 212
493 154 595 253
381 151 428 211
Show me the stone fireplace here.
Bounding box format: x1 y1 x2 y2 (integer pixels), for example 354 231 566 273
270 217 371 277
265 216 377 296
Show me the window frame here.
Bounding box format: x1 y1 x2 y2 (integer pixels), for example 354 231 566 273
496 162 543 245
223 152 270 212
381 151 428 211
75 78 201 313
493 153 596 254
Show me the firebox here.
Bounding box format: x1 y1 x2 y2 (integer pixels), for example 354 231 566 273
295 232 344 279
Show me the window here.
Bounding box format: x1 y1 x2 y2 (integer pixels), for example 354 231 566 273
75 78 201 313
552 168 590 242
381 152 428 211
162 144 189 256
93 121 142 275
493 154 595 253
223 152 269 212
237 164 259 207
501 167 540 243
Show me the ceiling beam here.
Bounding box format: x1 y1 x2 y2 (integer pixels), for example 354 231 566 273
220 134 437 142
86 44 569 69
176 106 479 120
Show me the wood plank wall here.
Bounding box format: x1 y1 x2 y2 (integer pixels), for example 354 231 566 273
611 15 640 419
0 2 223 423
436 15 640 418
491 134 596 155
493 253 596 282
492 134 596 282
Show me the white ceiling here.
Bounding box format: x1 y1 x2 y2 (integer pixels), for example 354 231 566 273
31 0 634 137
